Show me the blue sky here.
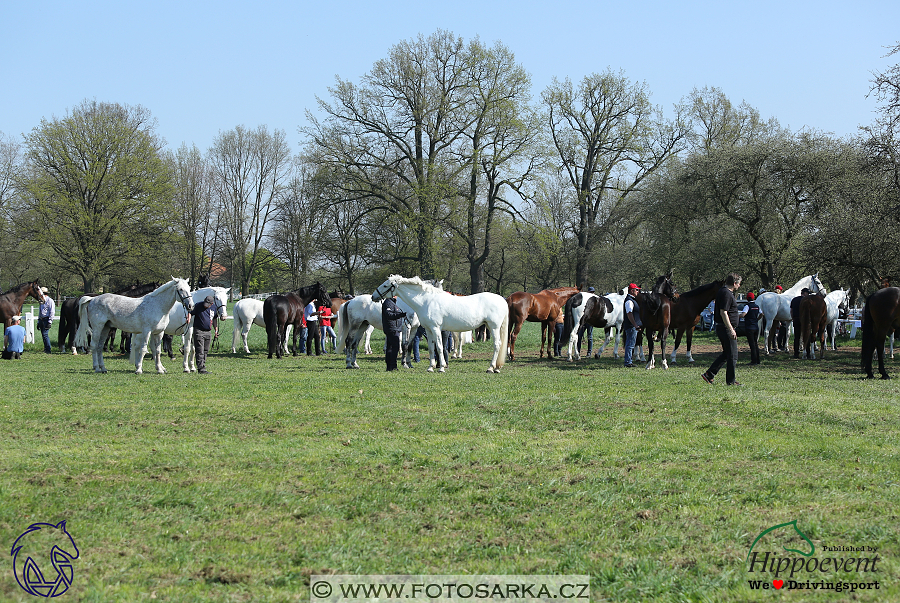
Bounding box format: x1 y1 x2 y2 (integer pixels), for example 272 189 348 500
2 0 896 152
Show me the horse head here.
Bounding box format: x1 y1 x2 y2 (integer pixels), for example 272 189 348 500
29 281 43 301
213 288 229 321
653 273 677 300
372 277 397 302
314 282 329 305
174 278 194 312
811 273 825 295
12 520 80 597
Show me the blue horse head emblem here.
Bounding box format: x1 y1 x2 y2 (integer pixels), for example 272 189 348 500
11 521 79 597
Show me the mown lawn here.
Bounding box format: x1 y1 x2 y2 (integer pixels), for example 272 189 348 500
1 317 898 602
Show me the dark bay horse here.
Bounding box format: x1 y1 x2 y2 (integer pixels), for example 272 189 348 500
635 272 677 370
0 281 43 328
560 291 614 361
668 279 724 364
796 293 828 360
263 282 328 359
861 286 900 379
58 282 161 354
507 286 580 360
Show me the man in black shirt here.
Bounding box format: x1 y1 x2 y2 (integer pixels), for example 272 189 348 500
191 295 215 374
381 295 408 371
701 273 743 386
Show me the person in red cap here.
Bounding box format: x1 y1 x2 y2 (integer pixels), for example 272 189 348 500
622 283 641 367
740 291 761 364
771 284 788 351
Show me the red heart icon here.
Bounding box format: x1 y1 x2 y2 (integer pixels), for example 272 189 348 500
773 580 784 589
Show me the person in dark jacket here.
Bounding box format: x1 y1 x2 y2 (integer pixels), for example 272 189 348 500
191 295 215 374
740 291 761 364
701 273 743 386
381 295 407 371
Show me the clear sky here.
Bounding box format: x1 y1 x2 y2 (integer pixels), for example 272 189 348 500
2 0 896 153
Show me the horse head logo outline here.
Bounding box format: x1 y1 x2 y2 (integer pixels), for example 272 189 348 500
11 520 79 598
747 519 815 563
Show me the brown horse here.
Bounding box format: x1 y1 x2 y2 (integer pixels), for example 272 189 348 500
861 286 900 379
668 279 724 364
263 282 328 358
797 293 828 360
507 286 580 360
0 281 43 328
635 272 677 370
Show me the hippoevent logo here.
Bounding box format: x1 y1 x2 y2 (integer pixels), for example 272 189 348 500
10 521 79 597
745 519 881 594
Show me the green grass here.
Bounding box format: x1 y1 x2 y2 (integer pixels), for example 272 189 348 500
1 317 898 602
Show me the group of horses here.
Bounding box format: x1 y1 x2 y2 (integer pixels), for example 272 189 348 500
2 267 899 379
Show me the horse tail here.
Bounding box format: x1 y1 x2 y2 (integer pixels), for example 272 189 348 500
335 301 350 354
57 301 70 351
231 306 242 351
263 298 278 358
861 293 876 370
74 297 93 350
496 311 509 370
560 294 578 346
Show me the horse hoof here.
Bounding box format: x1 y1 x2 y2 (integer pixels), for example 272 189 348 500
427 367 435 373
881 374 891 380
438 368 446 373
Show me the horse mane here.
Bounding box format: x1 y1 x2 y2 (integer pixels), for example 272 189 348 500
141 279 178 299
679 280 722 299
389 275 442 293
4 282 37 294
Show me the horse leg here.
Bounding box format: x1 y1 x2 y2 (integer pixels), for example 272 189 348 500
150 333 166 374
670 329 683 365
94 324 110 373
660 329 669 370
876 332 890 379
685 328 695 363
645 331 656 370
132 331 150 374
428 327 443 373
488 326 503 373
182 326 194 372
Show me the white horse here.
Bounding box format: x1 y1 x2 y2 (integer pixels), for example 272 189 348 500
75 278 194 374
591 289 626 359
335 294 420 369
823 288 849 351
373 275 508 373
151 286 229 372
230 298 290 355
757 274 825 354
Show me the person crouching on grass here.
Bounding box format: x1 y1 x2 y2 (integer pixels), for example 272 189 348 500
4 315 26 360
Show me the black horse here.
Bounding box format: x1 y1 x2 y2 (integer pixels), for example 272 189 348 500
263 282 328 359
861 286 900 379
58 282 161 354
635 271 678 369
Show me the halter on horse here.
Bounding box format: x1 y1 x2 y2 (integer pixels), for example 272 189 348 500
507 287 580 360
262 282 328 359
635 272 677 370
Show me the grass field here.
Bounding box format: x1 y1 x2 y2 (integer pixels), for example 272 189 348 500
1 314 898 602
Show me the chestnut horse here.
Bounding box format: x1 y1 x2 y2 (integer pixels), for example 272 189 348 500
635 272 677 370
861 286 900 379
507 286 579 360
796 293 828 360
0 281 43 328
668 279 724 364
